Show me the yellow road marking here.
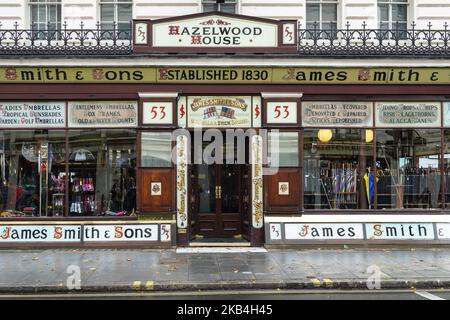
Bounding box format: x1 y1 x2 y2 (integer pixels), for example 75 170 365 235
311 278 321 288
323 278 333 288
131 281 141 290
146 281 154 290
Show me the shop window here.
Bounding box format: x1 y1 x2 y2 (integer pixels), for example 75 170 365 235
0 130 66 218
267 131 299 168
100 0 132 39
141 132 173 168
377 0 408 39
376 129 441 209
444 130 450 209
305 0 338 39
29 0 62 40
68 129 136 216
303 129 374 210
202 0 237 14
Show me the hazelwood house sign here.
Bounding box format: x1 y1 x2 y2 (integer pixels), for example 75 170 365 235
133 12 297 53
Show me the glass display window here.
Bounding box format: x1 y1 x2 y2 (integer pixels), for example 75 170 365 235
68 129 137 217
303 128 374 210
376 129 442 209
0 130 66 218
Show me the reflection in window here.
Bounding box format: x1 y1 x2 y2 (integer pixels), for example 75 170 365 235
68 130 136 216
304 129 373 210
0 131 66 217
268 131 299 167
376 129 441 209
141 132 173 167
202 0 237 13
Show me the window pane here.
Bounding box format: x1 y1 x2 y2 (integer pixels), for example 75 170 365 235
203 3 218 12
378 4 389 22
101 4 114 22
118 4 132 22
376 129 441 209
392 4 407 22
306 4 320 22
268 132 299 167
445 130 450 208
220 3 236 13
141 132 173 167
304 129 373 210
322 3 337 22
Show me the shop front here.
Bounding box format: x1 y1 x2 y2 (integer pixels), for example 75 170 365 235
1 12 450 248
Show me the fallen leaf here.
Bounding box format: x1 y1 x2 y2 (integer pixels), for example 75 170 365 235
89 267 97 272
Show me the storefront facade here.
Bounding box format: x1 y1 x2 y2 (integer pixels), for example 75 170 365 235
1 12 450 247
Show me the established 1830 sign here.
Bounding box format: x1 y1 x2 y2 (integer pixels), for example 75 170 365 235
133 12 297 53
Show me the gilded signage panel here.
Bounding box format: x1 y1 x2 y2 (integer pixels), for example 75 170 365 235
302 101 373 127
187 96 252 128
375 102 441 127
0 101 65 128
152 15 278 48
1 67 450 84
68 101 137 128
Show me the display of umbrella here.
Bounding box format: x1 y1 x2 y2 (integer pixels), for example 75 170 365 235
69 148 95 162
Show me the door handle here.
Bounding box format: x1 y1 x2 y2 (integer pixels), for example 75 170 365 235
215 186 222 199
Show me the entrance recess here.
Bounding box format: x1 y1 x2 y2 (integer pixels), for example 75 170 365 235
191 134 250 240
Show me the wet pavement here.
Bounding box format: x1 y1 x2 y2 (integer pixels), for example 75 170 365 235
1 248 450 292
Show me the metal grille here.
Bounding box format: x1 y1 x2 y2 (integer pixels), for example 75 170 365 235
0 21 450 57
0 21 132 56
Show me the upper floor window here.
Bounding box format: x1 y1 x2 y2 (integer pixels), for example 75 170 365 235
100 0 132 38
29 0 61 39
306 0 338 30
378 0 408 37
202 0 237 14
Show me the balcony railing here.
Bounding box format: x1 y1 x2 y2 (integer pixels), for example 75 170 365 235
0 21 132 56
298 21 450 57
0 21 449 57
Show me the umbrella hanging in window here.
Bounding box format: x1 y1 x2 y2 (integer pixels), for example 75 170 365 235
70 149 95 162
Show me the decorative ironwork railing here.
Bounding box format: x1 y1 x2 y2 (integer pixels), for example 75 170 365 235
0 21 132 56
298 21 450 57
0 21 449 57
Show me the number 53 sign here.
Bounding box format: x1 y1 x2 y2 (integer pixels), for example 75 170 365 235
266 101 297 124
143 102 174 125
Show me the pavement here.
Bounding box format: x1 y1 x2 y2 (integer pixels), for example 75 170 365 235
1 247 450 294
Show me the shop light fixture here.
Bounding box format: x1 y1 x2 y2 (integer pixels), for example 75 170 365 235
365 129 374 143
317 129 333 143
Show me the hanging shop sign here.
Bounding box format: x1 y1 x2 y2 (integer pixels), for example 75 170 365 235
133 13 297 53
68 101 137 128
3 67 450 84
375 102 441 127
302 102 373 127
0 101 65 128
187 96 252 128
0 224 172 244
